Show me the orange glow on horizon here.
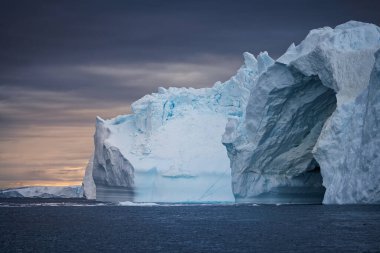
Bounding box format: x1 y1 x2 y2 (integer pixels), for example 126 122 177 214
0 180 83 189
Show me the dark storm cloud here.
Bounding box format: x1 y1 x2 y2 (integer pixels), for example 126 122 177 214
1 0 379 99
2 0 379 68
0 0 379 186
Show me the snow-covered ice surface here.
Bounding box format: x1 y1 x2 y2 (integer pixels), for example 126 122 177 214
84 21 380 204
0 186 83 198
83 52 274 202
223 21 380 204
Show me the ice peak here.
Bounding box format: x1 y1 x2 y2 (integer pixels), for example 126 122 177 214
96 116 105 124
257 51 274 74
335 20 375 30
243 52 257 69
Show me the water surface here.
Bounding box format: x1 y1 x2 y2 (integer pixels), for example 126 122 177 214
0 199 379 252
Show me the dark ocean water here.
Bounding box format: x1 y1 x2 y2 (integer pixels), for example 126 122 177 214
0 199 379 253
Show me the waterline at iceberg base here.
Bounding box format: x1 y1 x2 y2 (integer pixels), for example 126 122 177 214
83 21 380 204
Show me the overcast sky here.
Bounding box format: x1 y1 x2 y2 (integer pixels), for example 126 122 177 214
0 0 379 188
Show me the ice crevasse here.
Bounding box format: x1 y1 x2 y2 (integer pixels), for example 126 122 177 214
84 21 380 204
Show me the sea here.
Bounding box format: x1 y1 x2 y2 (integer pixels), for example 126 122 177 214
0 198 379 253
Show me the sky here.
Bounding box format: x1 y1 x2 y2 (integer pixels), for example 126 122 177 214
0 0 379 188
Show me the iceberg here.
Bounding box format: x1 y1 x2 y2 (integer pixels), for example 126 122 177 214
223 21 380 204
0 186 84 198
84 21 380 204
83 52 274 202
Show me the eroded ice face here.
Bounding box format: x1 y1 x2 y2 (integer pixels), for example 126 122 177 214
224 21 380 204
83 52 274 203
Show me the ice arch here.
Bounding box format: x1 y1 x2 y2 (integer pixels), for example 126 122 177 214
223 64 337 203
223 21 380 204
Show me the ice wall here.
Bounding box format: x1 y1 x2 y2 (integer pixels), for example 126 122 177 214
223 21 380 204
83 52 274 202
314 49 380 204
82 155 95 199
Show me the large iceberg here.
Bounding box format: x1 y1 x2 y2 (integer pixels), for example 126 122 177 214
84 21 380 204
83 52 274 202
223 21 380 204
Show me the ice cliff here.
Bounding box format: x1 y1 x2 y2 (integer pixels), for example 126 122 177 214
83 52 274 202
223 21 380 204
84 21 380 204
